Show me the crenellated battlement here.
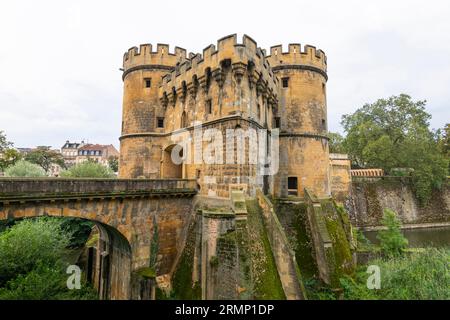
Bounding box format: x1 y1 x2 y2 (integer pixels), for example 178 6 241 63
266 43 327 75
158 34 279 102
123 43 189 71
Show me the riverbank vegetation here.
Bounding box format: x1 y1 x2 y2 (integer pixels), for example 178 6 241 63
341 209 450 300
0 218 97 300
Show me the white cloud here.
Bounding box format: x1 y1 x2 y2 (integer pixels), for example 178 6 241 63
0 0 449 148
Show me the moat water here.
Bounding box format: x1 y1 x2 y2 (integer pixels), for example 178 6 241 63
363 226 450 248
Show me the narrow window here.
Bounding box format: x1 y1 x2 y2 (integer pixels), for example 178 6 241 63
275 117 281 129
288 177 298 196
196 169 201 179
322 119 326 130
157 117 164 128
282 77 289 88
144 78 151 88
322 83 326 93
206 99 212 114
181 112 187 128
257 104 261 120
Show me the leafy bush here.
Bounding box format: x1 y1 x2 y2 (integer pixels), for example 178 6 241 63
0 218 70 285
341 248 450 300
60 161 115 178
4 160 46 177
0 262 97 300
377 209 408 257
0 218 97 300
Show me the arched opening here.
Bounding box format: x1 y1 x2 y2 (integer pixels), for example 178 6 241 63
0 216 132 300
162 144 184 179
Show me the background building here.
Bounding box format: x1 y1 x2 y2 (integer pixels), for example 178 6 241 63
77 144 119 166
61 141 86 167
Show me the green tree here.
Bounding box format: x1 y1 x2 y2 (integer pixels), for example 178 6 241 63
438 123 450 171
341 94 448 204
0 218 97 300
25 146 65 173
108 156 119 173
327 132 346 154
0 131 20 171
377 209 408 257
0 148 22 171
0 218 70 285
4 160 46 177
0 130 13 153
60 160 115 178
60 218 94 248
438 123 449 154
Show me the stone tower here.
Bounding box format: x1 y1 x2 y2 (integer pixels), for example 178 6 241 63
120 44 187 178
119 35 330 199
266 44 330 198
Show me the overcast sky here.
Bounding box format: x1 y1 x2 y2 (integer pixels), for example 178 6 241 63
0 0 449 149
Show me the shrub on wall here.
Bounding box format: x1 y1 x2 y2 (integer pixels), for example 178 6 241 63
377 209 408 257
60 161 115 178
4 160 46 177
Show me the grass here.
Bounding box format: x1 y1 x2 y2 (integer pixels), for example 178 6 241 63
246 199 285 300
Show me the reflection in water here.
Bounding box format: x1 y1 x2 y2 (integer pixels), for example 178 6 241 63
363 226 450 248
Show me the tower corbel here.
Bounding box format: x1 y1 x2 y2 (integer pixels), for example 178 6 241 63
160 92 169 109
232 62 246 85
212 68 224 88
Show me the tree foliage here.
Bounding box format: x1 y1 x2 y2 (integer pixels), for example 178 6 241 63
60 160 115 178
108 156 119 173
25 146 65 173
0 218 97 300
0 131 21 171
0 148 22 171
4 160 46 177
377 209 408 257
327 132 346 154
341 94 448 204
0 130 13 153
0 218 70 285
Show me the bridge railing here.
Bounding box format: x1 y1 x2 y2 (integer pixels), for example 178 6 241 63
0 178 198 201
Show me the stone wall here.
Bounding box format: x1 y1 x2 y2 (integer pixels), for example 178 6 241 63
329 154 352 203
304 189 355 287
256 189 306 299
0 178 197 300
347 177 450 228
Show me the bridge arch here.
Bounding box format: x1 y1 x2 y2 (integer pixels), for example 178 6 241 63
0 212 132 300
0 178 198 300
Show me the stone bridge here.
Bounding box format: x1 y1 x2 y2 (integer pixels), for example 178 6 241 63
0 178 197 299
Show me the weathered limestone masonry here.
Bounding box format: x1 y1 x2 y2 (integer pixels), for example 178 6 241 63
196 191 251 300
329 153 352 203
266 43 329 198
255 189 306 299
304 189 355 288
0 178 197 300
119 34 331 199
347 177 450 228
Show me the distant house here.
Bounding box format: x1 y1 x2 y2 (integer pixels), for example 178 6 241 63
76 144 119 167
61 140 85 167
